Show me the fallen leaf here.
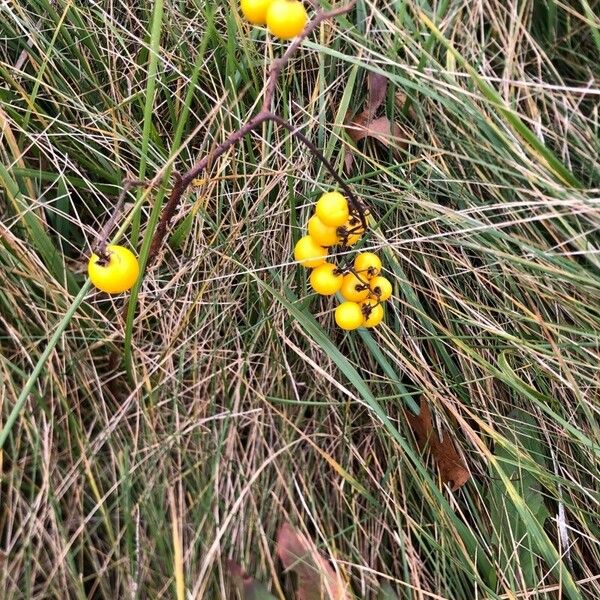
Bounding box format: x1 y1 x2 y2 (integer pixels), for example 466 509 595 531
364 72 389 120
345 116 402 145
344 72 404 172
226 559 278 600
406 399 470 491
277 523 349 600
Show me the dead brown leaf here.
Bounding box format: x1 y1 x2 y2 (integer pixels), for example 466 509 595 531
344 72 404 172
277 523 349 600
406 399 470 491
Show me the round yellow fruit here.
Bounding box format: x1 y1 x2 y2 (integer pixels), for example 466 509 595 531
307 215 339 247
88 244 140 294
361 299 384 328
369 276 392 301
340 272 370 302
335 301 364 330
315 191 349 227
240 0 273 25
266 0 308 39
294 235 327 268
310 263 343 296
354 252 382 279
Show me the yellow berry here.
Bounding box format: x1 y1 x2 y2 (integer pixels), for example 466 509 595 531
88 244 140 294
310 263 343 296
266 0 307 39
361 299 384 328
369 276 392 301
335 301 364 330
340 272 370 302
343 216 364 246
354 252 382 279
240 0 273 25
294 235 327 268
307 215 339 247
315 191 349 227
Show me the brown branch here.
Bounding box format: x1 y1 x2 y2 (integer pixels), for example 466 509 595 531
269 114 368 226
146 0 357 265
261 0 357 113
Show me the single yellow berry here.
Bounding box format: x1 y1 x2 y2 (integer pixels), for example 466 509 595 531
354 252 382 279
340 272 370 302
294 235 327 268
240 0 273 25
361 299 384 328
310 262 343 296
335 301 365 330
266 0 308 39
369 276 392 301
307 215 339 247
88 244 140 294
315 191 349 227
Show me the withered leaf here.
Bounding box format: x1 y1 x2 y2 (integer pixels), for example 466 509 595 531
344 72 404 172
277 523 349 600
226 559 278 600
345 116 402 145
406 399 470 491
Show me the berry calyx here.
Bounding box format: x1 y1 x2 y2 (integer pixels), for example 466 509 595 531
307 215 339 247
294 235 327 268
340 272 370 302
361 299 384 328
369 276 392 301
240 0 273 25
88 244 140 294
354 252 382 279
335 301 365 331
310 262 343 296
266 0 308 40
315 191 349 227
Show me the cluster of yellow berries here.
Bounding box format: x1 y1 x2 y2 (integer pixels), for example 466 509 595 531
240 0 308 39
294 192 392 331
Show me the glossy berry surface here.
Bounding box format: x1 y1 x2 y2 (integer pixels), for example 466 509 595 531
361 298 384 328
240 0 273 24
266 0 307 39
294 235 327 268
369 276 392 301
307 215 339 247
88 244 140 294
340 272 370 302
310 263 343 295
315 191 349 227
354 252 382 279
335 301 364 330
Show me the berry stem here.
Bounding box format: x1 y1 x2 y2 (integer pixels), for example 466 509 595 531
143 1 359 266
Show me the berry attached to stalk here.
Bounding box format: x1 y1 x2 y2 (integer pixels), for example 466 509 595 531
307 215 339 247
240 0 273 25
340 272 370 302
361 299 384 328
315 191 349 227
88 244 140 294
354 252 381 279
310 263 343 296
294 235 327 268
369 276 392 301
266 0 308 39
340 214 365 247
335 301 364 331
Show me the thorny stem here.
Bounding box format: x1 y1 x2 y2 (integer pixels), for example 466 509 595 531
144 0 358 265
